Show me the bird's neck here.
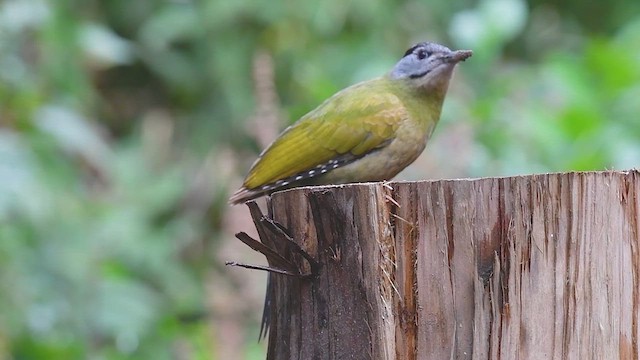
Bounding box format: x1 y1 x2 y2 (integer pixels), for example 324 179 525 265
385 76 450 129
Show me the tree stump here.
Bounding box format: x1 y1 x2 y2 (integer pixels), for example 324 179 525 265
232 171 640 360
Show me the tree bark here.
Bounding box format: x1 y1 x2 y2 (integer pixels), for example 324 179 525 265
236 171 640 360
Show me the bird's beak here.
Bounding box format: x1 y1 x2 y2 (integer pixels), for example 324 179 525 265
445 50 473 63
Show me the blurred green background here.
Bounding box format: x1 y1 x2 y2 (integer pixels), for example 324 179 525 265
0 0 639 358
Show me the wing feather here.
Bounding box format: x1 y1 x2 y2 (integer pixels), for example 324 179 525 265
243 79 407 190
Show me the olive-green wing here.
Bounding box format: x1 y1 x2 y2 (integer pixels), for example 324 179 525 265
243 81 407 190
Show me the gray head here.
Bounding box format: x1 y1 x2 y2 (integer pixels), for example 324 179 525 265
390 42 472 90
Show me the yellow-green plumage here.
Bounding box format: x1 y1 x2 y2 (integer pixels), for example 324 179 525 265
230 42 471 204
246 81 404 188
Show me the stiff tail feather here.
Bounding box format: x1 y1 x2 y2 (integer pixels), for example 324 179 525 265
228 187 267 205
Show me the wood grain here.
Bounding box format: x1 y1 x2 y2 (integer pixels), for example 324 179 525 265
246 171 640 360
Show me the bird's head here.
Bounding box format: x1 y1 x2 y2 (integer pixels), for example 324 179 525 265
390 42 472 91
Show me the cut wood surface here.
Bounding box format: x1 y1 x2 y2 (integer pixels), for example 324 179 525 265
237 171 640 360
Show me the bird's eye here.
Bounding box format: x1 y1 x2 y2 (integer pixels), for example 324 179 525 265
417 49 429 60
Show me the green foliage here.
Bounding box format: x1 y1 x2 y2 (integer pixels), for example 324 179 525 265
0 110 208 358
0 0 639 358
